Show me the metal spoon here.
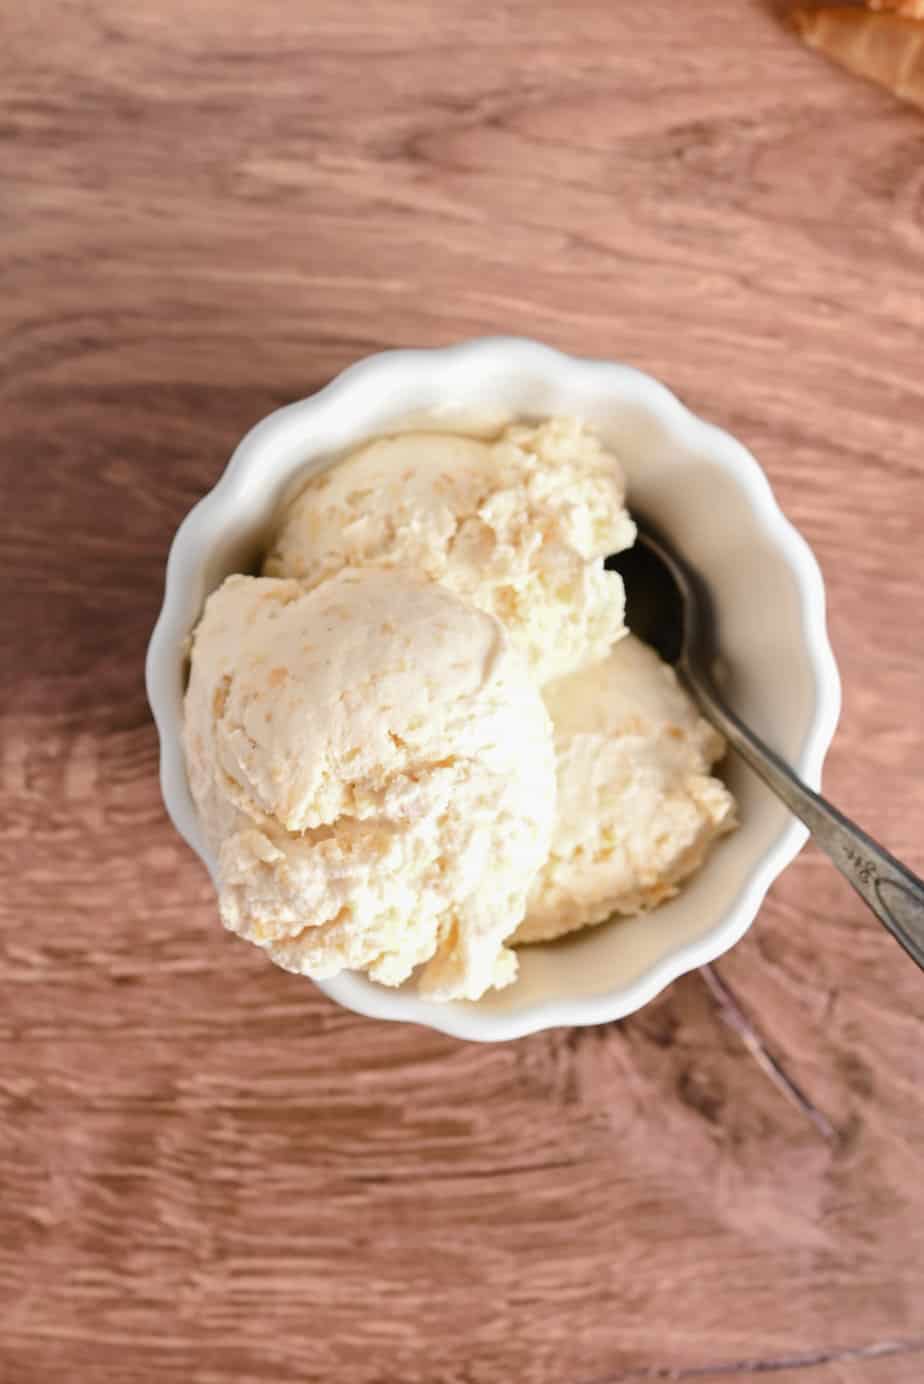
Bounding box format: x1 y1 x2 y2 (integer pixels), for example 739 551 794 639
606 519 924 971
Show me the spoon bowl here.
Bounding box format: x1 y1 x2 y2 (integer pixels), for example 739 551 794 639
607 513 710 669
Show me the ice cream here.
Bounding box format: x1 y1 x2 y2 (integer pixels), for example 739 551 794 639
515 635 736 944
264 417 636 684
183 413 737 1002
183 568 556 1000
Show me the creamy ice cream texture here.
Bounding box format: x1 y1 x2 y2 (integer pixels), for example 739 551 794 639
265 417 636 685
183 416 736 1000
516 635 736 944
184 568 555 1001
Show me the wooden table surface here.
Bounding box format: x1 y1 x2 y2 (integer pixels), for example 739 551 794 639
4 2 924 1381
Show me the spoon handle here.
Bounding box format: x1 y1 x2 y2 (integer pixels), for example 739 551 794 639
690 672 924 971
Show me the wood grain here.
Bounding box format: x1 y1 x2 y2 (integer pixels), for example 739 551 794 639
3 2 924 1380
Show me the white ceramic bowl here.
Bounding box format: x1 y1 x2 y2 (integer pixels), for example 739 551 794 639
146 337 840 1042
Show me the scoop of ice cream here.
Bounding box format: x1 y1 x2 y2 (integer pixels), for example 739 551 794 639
264 417 635 684
515 634 736 944
183 568 556 999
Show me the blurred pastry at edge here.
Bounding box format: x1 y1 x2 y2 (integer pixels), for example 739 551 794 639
793 4 924 114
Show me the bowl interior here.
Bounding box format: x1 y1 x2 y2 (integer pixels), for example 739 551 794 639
150 342 837 1038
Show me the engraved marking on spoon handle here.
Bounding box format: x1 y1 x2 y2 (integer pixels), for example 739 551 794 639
688 668 924 972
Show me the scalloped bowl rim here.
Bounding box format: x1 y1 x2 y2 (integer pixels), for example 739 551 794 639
146 337 841 1042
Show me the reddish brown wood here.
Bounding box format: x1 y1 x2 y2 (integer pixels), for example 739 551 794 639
3 2 924 1380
